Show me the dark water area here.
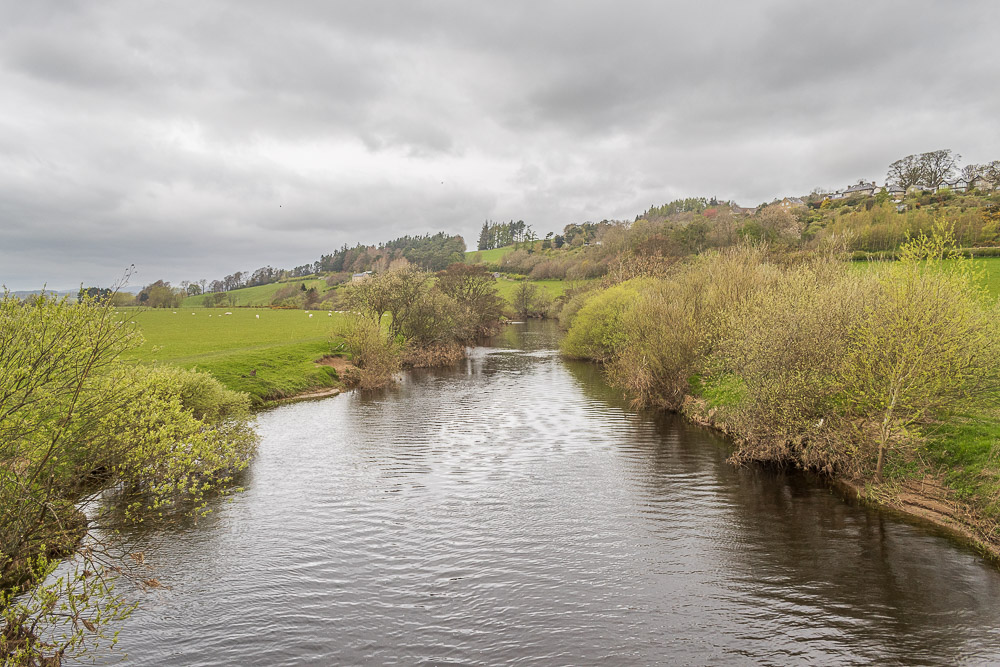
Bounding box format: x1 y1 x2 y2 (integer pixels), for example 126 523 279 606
100 322 1000 665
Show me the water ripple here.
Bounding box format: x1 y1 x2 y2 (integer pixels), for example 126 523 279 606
95 323 1000 667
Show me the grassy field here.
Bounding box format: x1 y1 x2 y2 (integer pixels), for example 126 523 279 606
977 257 1000 297
852 256 1000 298
465 245 518 264
122 308 349 404
182 277 334 308
493 277 590 303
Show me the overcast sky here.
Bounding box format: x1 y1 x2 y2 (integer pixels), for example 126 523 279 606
2 1 999 290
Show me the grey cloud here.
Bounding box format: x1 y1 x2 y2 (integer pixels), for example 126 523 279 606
2 1 999 290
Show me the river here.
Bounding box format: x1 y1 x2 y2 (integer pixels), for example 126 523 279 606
102 321 1000 665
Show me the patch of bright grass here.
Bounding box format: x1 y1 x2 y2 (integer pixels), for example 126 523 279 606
493 278 589 303
121 308 348 404
689 373 746 408
918 412 1000 523
465 245 518 264
853 256 1000 299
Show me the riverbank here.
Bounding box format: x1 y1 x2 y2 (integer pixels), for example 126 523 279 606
677 395 1000 562
558 238 1000 564
88 318 1000 665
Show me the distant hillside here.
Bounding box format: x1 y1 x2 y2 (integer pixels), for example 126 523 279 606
465 245 518 265
182 277 333 308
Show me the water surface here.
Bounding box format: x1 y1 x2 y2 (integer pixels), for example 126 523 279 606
104 322 1000 665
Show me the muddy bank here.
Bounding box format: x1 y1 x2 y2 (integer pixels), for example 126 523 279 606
678 395 1000 563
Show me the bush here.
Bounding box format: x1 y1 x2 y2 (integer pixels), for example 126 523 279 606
560 279 651 361
339 317 401 390
607 246 776 409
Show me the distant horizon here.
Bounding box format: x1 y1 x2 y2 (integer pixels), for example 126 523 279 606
0 171 985 292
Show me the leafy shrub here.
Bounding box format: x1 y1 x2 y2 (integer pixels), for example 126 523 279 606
339 317 401 390
560 279 651 361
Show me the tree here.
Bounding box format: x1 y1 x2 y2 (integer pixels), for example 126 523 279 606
136 280 182 308
917 149 960 189
959 163 982 184
0 291 256 664
841 226 1000 480
477 221 491 251
983 161 1000 190
886 154 924 190
436 263 506 338
77 286 111 303
512 281 540 319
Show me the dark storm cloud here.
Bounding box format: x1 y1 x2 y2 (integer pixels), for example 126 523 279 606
1 1 998 290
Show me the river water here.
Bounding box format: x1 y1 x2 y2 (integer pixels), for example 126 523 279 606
103 322 1000 665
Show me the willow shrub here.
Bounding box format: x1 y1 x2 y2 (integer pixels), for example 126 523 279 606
339 316 401 390
565 233 1000 480
560 279 654 362
714 260 874 471
839 259 1000 479
606 245 777 409
97 365 258 522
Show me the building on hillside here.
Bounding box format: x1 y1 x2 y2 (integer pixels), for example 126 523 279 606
779 197 806 209
941 179 970 193
886 184 905 201
906 184 935 196
971 175 996 191
843 181 877 198
351 271 373 283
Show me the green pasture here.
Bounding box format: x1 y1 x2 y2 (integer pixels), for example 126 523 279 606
182 278 334 308
494 278 589 303
977 257 1000 298
851 256 1000 299
465 245 518 265
122 308 349 404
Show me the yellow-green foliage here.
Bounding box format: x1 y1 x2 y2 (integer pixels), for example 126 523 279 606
99 365 257 521
560 279 653 362
607 246 776 409
564 235 1000 484
1 293 257 664
819 201 996 251
338 316 401 390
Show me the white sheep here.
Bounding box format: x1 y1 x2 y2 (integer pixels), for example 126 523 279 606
308 313 313 318
256 314 260 319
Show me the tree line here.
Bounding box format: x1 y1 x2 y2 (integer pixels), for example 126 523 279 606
886 149 1000 190
476 220 536 250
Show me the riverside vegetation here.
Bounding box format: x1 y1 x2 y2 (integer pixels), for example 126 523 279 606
0 292 257 665
339 263 507 389
560 226 1000 553
0 264 506 664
